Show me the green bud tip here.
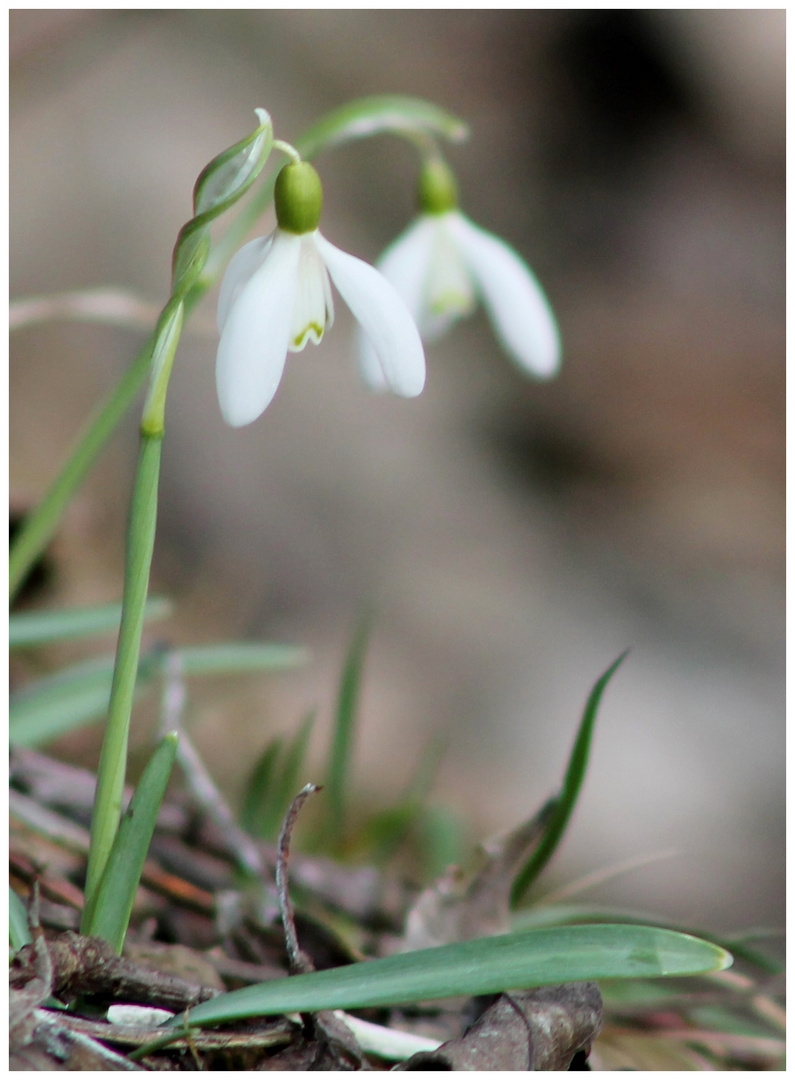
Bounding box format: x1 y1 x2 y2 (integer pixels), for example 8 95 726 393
275 161 323 234
418 157 458 215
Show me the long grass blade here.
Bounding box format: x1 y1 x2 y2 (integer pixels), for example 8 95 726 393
10 642 308 748
325 615 372 846
10 597 172 648
174 924 731 1028
82 732 178 949
510 652 627 906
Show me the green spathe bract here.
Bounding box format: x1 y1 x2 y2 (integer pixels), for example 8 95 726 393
174 924 731 1028
275 162 323 235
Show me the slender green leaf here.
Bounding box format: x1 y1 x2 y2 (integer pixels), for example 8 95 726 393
10 642 308 748
511 652 628 906
176 642 309 675
240 712 316 841
174 924 732 1028
9 656 149 748
9 597 172 648
240 736 285 838
326 616 372 846
83 732 178 950
9 888 32 952
8 339 154 603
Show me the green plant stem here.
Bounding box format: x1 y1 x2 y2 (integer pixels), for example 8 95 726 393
80 433 162 932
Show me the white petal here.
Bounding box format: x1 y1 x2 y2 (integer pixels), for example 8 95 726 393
448 213 561 378
377 217 437 323
317 234 426 398
360 219 433 388
289 233 334 351
215 231 300 426
217 235 273 333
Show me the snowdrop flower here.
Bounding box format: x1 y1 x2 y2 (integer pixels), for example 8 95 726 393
361 158 560 389
216 159 425 426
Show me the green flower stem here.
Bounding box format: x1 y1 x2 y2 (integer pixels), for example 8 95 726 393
78 111 277 938
80 431 163 932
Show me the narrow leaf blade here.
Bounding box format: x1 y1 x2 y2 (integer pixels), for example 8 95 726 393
176 642 308 675
9 597 172 648
9 642 307 747
325 616 372 845
511 653 627 905
177 924 731 1028
83 732 178 949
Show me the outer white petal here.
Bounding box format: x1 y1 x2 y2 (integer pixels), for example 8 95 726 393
448 212 561 378
217 234 273 333
215 231 300 426
317 233 426 398
377 217 437 323
358 218 435 389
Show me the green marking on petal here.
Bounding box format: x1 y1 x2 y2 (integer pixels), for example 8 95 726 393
429 290 475 317
292 322 325 349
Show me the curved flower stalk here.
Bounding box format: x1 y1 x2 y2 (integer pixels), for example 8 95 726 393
216 159 426 427
362 157 560 388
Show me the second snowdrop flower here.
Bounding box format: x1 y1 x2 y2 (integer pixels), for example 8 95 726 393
216 159 426 427
362 157 561 389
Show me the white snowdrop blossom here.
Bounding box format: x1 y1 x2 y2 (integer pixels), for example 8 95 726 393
361 158 561 390
216 161 426 427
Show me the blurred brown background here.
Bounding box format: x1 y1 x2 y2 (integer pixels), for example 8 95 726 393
10 10 784 930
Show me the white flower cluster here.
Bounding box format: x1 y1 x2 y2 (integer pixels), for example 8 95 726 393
216 152 559 427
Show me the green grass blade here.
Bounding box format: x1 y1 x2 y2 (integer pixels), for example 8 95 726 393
240 712 315 841
175 924 731 1028
8 342 155 603
9 656 144 748
9 888 32 952
325 616 372 846
9 597 172 648
175 642 308 675
240 736 285 839
9 642 308 748
83 732 178 950
511 653 628 906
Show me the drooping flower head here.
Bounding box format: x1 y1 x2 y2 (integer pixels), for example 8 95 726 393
216 159 426 427
361 156 561 391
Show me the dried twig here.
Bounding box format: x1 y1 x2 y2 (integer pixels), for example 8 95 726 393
276 783 322 975
159 650 266 879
